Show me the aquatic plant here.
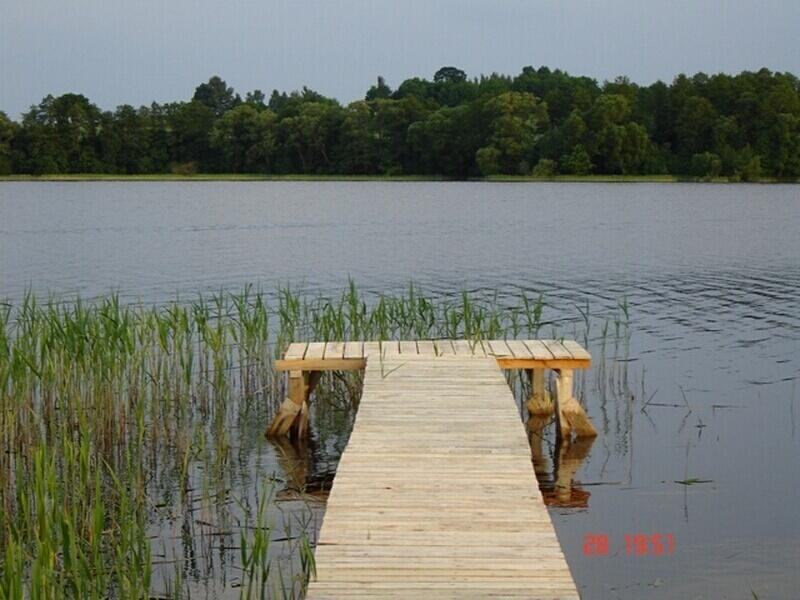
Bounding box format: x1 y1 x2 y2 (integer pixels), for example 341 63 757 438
0 282 624 597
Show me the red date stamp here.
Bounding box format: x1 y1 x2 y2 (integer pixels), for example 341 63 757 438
583 533 675 556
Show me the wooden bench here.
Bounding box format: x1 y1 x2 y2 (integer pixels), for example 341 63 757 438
268 339 596 441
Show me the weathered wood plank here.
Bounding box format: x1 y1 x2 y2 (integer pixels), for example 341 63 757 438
505 339 533 358
324 341 345 359
541 339 572 360
283 342 308 360
416 340 436 356
275 358 366 371
305 342 326 360
451 339 473 355
486 339 513 357
399 340 418 355
344 340 364 359
561 339 591 360
381 340 401 357
523 339 555 360
363 341 381 357
434 339 455 356
307 355 580 598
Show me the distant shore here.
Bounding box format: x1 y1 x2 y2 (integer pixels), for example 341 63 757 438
1 173 796 183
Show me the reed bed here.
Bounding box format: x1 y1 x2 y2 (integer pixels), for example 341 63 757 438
0 282 627 598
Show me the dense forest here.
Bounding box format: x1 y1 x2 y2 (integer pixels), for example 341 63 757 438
1 66 799 180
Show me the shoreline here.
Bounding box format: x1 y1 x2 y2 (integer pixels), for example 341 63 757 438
0 173 795 183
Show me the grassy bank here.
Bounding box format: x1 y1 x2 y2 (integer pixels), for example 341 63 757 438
1 173 795 183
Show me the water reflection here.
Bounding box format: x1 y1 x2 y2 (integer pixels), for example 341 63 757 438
529 416 596 509
272 436 333 502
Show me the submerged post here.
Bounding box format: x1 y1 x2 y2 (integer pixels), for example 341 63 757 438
266 370 320 439
554 368 597 440
526 368 554 415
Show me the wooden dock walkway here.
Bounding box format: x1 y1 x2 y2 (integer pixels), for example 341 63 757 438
268 341 595 598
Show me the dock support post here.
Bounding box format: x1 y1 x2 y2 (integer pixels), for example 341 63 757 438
552 435 595 506
526 368 554 415
527 415 552 482
266 370 321 439
555 369 597 440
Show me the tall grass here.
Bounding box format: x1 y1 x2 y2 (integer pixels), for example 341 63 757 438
0 282 619 597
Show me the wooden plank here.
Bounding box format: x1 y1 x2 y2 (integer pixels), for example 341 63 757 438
495 357 590 370
275 339 590 371
451 340 473 356
541 339 572 360
283 342 308 360
472 340 488 357
399 341 418 355
505 339 533 359
276 358 366 372
381 340 401 357
344 341 364 359
486 339 513 357
324 341 345 359
561 339 591 360
305 342 326 360
307 354 579 598
363 341 380 357
522 339 554 360
434 339 455 356
416 340 436 356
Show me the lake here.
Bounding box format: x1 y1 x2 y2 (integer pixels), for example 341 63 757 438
1 181 799 599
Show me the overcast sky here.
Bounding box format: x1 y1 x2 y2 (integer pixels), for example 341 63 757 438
2 1 798 119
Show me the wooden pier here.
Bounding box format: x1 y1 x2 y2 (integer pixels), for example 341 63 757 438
269 340 595 598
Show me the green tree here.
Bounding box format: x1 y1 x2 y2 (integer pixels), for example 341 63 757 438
475 92 549 175
210 104 277 172
765 113 800 178
475 146 501 175
0 111 16 174
408 105 476 176
370 96 430 173
17 94 105 173
168 101 216 170
531 158 557 177
245 89 267 108
586 94 654 174
735 147 763 182
278 101 342 173
432 67 476 107
366 76 392 101
193 76 241 117
1 65 798 178
675 96 717 160
393 77 433 102
690 152 722 180
96 104 157 174
333 101 380 174
561 145 593 175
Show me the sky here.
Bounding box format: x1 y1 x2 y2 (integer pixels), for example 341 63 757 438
1 0 799 119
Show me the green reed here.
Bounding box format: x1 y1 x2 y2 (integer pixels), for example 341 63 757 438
0 282 615 598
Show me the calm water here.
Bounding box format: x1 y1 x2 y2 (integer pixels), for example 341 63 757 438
1 181 799 599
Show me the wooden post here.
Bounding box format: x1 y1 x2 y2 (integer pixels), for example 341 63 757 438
527 415 552 482
266 370 321 439
526 368 554 415
554 369 597 440
272 435 309 499
546 435 595 508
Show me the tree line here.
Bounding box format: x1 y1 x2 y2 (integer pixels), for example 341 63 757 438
1 66 799 180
